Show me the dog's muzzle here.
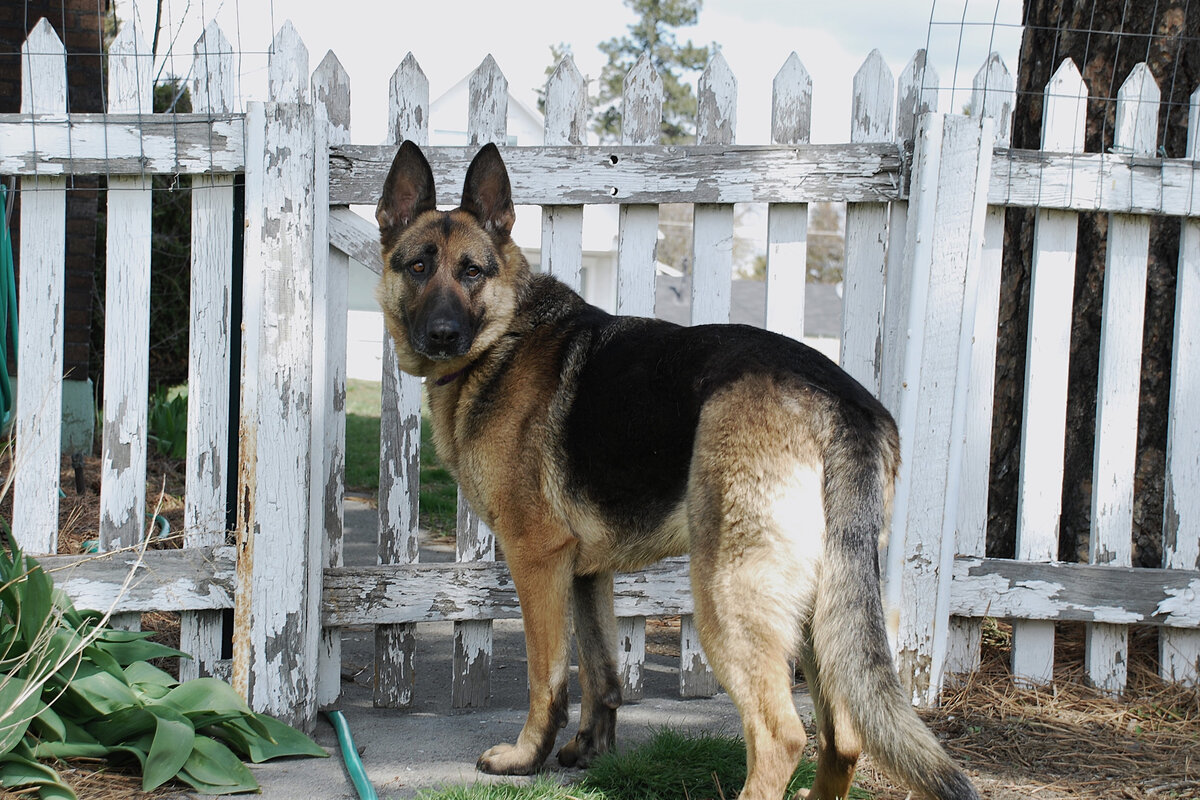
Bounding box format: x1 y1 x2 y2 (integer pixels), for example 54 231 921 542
412 292 473 361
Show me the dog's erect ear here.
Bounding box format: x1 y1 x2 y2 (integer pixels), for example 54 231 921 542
376 140 437 250
460 143 515 238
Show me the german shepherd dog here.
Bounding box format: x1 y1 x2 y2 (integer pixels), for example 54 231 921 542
375 141 979 800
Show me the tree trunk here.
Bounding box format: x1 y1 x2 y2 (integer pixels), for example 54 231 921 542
990 1 1197 566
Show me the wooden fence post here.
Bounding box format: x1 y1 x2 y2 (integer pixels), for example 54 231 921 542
880 49 938 418
99 22 153 635
891 111 993 706
675 50 737 699
375 51 428 710
690 51 736 325
312 48 351 708
1011 59 1087 686
764 53 811 342
881 50 938 640
541 56 587 291
14 18 66 555
840 50 893 395
180 20 237 681
451 55 508 710
1086 63 1159 695
1161 85 1200 687
946 52 1013 676
614 52 663 701
233 20 321 727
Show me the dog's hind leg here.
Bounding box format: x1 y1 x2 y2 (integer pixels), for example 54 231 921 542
477 532 576 775
691 540 812 800
557 572 621 768
687 377 827 800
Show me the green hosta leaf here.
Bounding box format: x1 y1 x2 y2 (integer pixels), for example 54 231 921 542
178 735 259 794
5 559 54 649
28 701 66 742
93 629 187 665
81 639 124 679
0 750 77 799
30 741 112 760
209 714 326 763
156 678 253 720
246 713 326 761
0 674 38 756
143 706 195 791
124 661 178 700
88 706 155 746
60 662 141 718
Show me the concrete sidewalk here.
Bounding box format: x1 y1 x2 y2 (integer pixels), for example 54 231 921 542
238 499 813 799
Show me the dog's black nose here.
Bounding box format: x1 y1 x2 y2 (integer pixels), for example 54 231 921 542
427 318 462 347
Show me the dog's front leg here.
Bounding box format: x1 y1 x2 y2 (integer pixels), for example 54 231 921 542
557 572 621 768
476 534 575 775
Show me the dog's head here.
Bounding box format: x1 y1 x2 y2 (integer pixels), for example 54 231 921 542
374 141 528 379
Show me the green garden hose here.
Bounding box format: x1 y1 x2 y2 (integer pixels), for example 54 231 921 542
324 709 378 800
81 513 171 553
0 183 18 433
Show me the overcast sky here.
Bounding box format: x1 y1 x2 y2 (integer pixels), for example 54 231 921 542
113 0 1024 145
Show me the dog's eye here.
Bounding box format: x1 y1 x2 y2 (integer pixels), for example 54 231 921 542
410 260 426 274
463 265 482 279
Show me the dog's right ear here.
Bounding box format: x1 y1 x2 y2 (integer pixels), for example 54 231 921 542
376 140 437 250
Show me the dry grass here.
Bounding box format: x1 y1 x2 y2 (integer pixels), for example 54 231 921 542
855 621 1200 799
641 616 1199 799
0 762 184 799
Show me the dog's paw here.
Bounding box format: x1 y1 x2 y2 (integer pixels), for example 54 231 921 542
476 743 542 776
556 731 608 769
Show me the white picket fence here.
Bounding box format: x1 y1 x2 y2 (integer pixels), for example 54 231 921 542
2 17 1198 728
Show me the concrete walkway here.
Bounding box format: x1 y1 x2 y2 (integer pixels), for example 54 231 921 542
238 499 813 799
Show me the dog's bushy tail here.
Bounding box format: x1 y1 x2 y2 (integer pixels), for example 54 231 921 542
813 413 979 800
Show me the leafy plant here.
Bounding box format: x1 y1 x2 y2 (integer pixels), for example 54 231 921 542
147 384 188 459
0 537 326 797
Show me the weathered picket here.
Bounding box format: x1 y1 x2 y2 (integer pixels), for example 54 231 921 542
232 21 325 727
313 47 352 708
1161 88 1200 685
4 14 1200 735
180 20 237 683
1011 59 1087 687
373 51 426 711
612 52 662 702
14 19 66 556
841 50 892 396
945 53 1013 676
763 53 811 342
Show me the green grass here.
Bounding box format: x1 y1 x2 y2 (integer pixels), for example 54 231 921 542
411 729 870 800
344 379 459 537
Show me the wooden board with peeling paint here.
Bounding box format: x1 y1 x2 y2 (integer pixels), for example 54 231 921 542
13 19 67 556
946 52 1011 677
374 54 428 711
840 50 893 397
180 21 238 683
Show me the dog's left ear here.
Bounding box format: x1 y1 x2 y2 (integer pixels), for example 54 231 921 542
460 143 515 238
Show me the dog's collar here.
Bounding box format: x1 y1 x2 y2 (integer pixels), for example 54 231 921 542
433 366 468 387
